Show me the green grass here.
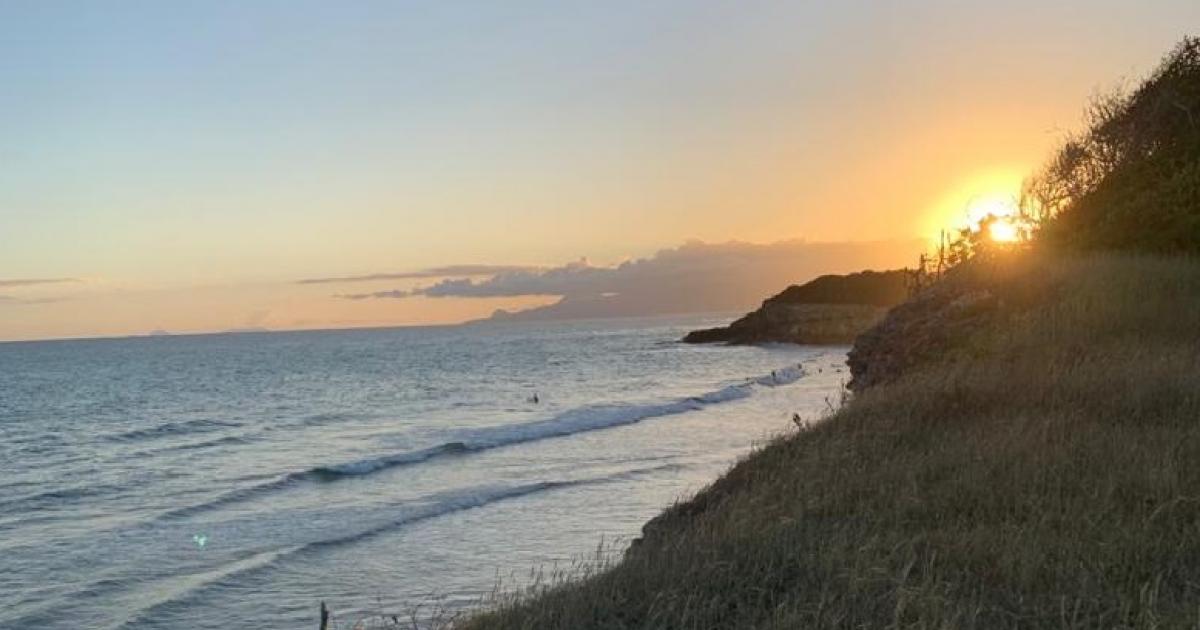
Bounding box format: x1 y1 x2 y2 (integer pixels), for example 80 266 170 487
456 254 1200 629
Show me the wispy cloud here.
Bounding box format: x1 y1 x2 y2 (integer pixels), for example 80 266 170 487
335 289 412 300
0 295 66 306
419 259 600 298
0 278 78 288
298 265 540 285
0 279 75 307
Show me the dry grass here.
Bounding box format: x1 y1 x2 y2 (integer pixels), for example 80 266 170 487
455 253 1200 629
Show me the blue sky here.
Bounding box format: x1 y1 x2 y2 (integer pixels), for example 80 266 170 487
2 1 1198 339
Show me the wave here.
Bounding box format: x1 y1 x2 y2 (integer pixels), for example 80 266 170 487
107 418 242 442
308 440 473 478
303 479 586 553
297 411 358 427
754 365 804 387
117 466 677 628
312 365 802 481
109 546 299 630
0 482 125 514
119 414 352 456
12 545 301 630
304 400 694 481
158 476 302 520
161 363 804 519
148 434 252 454
298 462 681 560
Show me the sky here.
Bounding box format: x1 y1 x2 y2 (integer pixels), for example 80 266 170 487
2 1 1198 341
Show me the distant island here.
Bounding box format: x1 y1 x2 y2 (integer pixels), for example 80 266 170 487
682 269 909 344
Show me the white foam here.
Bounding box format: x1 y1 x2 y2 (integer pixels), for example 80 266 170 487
755 365 804 386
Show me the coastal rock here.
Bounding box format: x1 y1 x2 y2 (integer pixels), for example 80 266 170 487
846 282 989 392
684 303 890 345
683 270 909 345
847 257 1053 391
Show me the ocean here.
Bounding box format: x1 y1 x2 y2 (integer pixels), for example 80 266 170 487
0 315 850 629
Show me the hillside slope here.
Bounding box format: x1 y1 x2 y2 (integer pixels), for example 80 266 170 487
461 254 1200 629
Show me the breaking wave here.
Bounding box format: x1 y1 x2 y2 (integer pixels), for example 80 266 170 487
116 465 678 629
161 363 805 519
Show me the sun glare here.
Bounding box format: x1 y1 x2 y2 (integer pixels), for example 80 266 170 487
988 219 1020 243
961 193 1023 244
923 168 1028 246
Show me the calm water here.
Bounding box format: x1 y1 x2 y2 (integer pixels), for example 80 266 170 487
0 315 850 629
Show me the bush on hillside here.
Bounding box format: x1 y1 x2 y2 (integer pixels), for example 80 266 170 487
1024 37 1200 252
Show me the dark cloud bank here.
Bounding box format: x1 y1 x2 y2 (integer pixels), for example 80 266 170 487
327 239 923 322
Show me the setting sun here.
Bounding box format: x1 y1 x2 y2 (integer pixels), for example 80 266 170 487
964 194 1018 226
963 194 1024 243
922 169 1027 244
987 217 1021 243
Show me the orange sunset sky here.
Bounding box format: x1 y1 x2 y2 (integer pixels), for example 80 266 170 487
3 1 1199 341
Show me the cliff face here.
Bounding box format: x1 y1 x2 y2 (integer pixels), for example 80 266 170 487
684 302 889 345
847 255 1055 391
683 270 908 345
846 278 997 391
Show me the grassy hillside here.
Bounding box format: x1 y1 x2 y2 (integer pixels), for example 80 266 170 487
459 253 1200 629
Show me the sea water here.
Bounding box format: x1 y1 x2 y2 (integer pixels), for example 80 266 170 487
0 315 851 629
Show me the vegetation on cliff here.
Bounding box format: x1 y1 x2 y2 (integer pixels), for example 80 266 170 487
762 269 912 307
683 270 908 345
851 35 1200 392
1026 37 1200 254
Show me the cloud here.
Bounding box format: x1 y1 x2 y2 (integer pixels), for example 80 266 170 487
332 238 925 321
0 295 65 306
0 278 78 288
335 289 412 300
298 265 540 285
420 258 603 298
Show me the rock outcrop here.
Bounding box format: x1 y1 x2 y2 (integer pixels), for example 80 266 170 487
684 302 890 345
683 270 909 345
846 280 997 392
846 256 1055 391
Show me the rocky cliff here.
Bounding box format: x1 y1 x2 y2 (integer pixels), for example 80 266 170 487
846 255 1054 391
683 270 909 345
